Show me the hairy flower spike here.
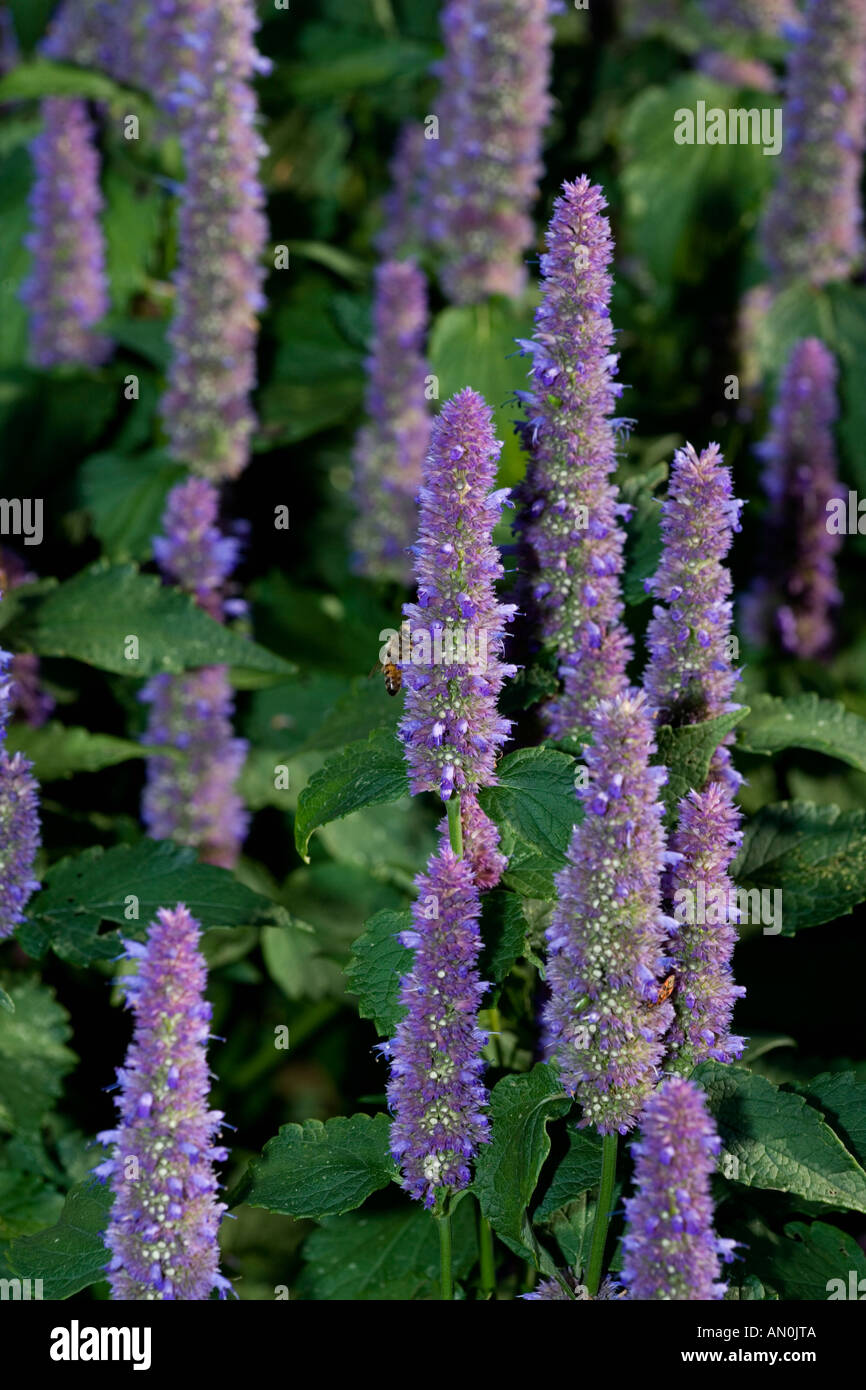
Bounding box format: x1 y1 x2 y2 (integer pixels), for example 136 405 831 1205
153 479 241 622
96 905 231 1300
515 176 631 737
431 0 555 303
376 125 428 259
643 442 743 789
43 0 150 85
399 388 515 800
542 689 675 1135
761 0 866 287
386 843 489 1206
158 0 269 479
742 338 843 660
0 622 41 938
668 784 747 1070
621 1077 736 1300
21 97 110 367
1 551 54 727
351 260 432 583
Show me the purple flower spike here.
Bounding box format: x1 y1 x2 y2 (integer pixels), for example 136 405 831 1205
431 0 555 304
21 97 110 368
351 260 432 583
621 1077 735 1300
399 388 515 800
152 479 240 622
643 442 743 790
459 791 507 891
386 843 489 1206
99 905 231 1300
741 338 843 660
158 1 269 480
668 783 747 1070
0 630 41 939
42 0 150 86
515 176 631 739
761 0 866 287
141 481 247 869
140 669 248 870
542 689 674 1136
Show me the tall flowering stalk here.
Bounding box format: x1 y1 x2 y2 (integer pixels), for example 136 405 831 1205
21 96 110 367
399 388 515 801
0 636 41 940
543 688 675 1136
351 260 432 583
742 338 843 659
95 905 231 1300
384 838 489 1208
140 480 248 869
668 784 746 1070
430 0 554 304
621 1077 736 1300
515 176 631 739
156 0 269 480
643 442 743 791
761 0 866 287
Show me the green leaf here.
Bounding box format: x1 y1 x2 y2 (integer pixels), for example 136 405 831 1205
533 1128 604 1223
231 1114 396 1220
5 1179 111 1300
428 298 536 486
0 1170 64 1239
79 451 186 563
621 74 776 295
733 800 866 933
472 1063 571 1268
21 840 278 966
345 909 412 1036
0 978 76 1137
0 59 126 103
4 721 161 780
17 562 295 685
654 708 748 825
103 170 163 308
755 1221 866 1302
501 841 564 900
260 917 344 1003
294 727 407 861
738 694 866 773
297 1198 476 1301
793 1073 866 1170
287 41 433 98
694 1062 866 1215
479 747 578 863
480 892 530 987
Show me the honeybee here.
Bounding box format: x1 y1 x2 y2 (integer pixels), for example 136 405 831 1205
370 624 408 697
649 973 676 1008
382 657 402 696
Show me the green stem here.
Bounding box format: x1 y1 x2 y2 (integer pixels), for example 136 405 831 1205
478 1212 496 1299
437 1212 454 1300
585 1132 618 1297
446 794 463 858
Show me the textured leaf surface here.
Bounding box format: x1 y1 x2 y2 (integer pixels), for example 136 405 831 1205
5 1180 111 1300
294 727 407 860
472 1064 570 1268
234 1114 396 1220
345 909 412 1036
695 1062 866 1214
733 801 866 932
738 694 866 772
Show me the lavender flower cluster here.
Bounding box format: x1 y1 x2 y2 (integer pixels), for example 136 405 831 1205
743 338 843 659
621 1077 737 1300
543 689 675 1135
96 905 231 1300
351 260 432 584
141 480 248 869
0 608 41 940
762 0 866 287
515 176 631 738
430 0 555 304
399 388 515 802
